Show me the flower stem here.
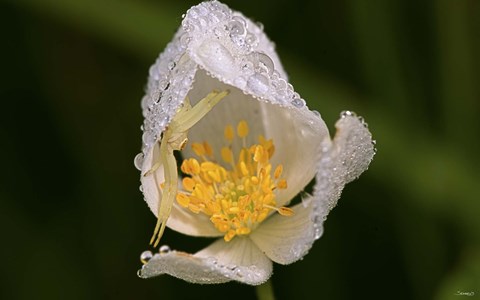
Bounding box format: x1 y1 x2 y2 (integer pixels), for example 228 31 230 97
255 280 275 300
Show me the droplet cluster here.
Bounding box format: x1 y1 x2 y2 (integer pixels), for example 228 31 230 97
138 0 307 158
311 111 376 240
138 247 268 285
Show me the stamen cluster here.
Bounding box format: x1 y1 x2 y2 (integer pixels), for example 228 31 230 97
177 120 292 241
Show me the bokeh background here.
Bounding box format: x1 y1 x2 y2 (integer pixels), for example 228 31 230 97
1 0 479 299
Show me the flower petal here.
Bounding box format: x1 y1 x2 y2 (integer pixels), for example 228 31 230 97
262 105 329 207
138 237 272 285
312 112 375 229
182 70 329 208
249 201 316 265
166 201 223 237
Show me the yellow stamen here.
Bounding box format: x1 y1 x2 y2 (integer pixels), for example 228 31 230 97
192 143 206 157
237 120 249 138
221 147 233 163
224 125 235 142
177 120 292 242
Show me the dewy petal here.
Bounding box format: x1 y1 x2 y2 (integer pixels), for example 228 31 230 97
137 0 330 225
311 112 375 238
139 237 272 285
250 201 316 265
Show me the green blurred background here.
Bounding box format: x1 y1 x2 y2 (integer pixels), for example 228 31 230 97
1 0 479 299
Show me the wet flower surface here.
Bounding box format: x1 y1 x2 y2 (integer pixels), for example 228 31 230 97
135 0 375 285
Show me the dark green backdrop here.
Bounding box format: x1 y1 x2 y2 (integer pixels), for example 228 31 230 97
1 0 479 299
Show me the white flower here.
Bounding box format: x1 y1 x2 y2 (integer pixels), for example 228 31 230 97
135 0 375 285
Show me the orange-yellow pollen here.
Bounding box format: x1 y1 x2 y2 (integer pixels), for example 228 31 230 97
177 120 292 242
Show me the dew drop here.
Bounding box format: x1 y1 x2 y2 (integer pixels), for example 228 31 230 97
247 73 269 95
256 22 264 31
235 269 243 278
205 257 218 266
340 110 356 118
245 33 258 49
159 245 171 254
168 61 176 70
292 98 305 108
134 153 144 170
255 53 274 75
140 250 153 264
228 19 246 37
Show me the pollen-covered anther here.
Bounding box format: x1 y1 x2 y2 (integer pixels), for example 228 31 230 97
177 120 293 242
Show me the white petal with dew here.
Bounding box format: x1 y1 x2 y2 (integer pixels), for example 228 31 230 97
312 112 375 234
139 237 272 285
250 201 315 265
331 112 375 184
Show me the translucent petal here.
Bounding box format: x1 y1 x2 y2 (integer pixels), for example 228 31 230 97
250 201 315 265
138 237 272 285
166 201 223 237
312 113 375 228
182 70 329 208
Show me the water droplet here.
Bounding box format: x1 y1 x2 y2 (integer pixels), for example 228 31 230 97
312 110 321 118
292 98 305 108
134 153 144 171
205 257 218 266
179 34 192 47
168 61 176 70
245 33 258 49
228 19 246 37
256 22 264 31
247 73 269 95
140 250 153 264
227 264 237 271
255 53 274 75
142 132 153 147
235 269 243 277
340 110 356 118
234 76 247 88
159 245 171 254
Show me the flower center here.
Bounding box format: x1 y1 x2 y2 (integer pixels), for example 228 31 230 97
176 120 293 242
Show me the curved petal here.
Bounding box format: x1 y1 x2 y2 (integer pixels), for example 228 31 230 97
261 104 329 207
312 112 375 231
166 201 223 237
182 71 329 208
140 0 330 226
249 201 316 265
331 112 376 184
138 237 272 285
